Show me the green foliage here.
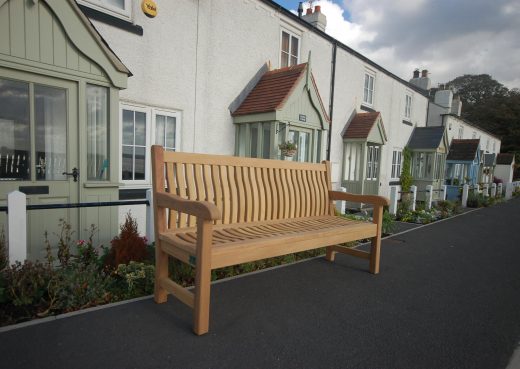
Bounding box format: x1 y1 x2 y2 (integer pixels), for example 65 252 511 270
467 192 489 208
400 147 413 192
0 227 7 271
382 210 396 235
110 262 155 299
435 200 462 218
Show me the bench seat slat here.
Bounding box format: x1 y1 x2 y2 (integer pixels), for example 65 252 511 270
158 215 376 269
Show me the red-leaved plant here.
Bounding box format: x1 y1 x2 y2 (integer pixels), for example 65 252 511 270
104 213 148 269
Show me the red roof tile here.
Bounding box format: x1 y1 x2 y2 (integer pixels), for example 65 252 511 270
343 112 381 139
232 64 307 116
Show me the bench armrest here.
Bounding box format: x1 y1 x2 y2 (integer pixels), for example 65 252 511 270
329 191 390 207
155 192 221 221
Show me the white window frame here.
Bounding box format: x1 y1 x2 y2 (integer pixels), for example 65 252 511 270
404 93 412 120
391 149 402 180
366 145 379 180
363 72 375 106
77 0 132 20
280 29 300 68
120 103 182 186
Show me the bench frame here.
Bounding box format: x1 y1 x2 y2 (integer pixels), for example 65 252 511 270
151 146 389 335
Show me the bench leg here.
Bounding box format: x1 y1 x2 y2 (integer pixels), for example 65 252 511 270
325 246 336 262
369 205 383 274
193 220 213 335
154 241 169 303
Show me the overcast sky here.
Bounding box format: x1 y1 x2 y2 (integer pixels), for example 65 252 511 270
277 0 520 89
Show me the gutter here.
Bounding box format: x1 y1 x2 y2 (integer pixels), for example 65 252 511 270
326 42 337 161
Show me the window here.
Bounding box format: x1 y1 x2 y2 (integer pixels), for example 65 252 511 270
433 153 446 180
472 131 477 139
391 150 402 179
404 94 412 120
458 126 464 139
486 139 489 152
87 85 109 180
363 72 375 106
121 104 181 183
366 145 379 180
78 0 132 19
280 30 299 68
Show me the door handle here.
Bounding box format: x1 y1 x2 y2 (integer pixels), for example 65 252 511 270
63 167 79 182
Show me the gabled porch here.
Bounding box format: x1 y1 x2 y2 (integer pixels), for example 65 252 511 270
341 112 387 198
445 139 481 200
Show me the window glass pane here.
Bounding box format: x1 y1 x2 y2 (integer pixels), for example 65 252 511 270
87 85 109 181
165 116 176 149
122 110 134 145
134 146 145 180
262 123 271 159
237 124 247 156
364 75 369 89
155 115 165 147
104 0 125 9
290 56 298 66
134 111 146 146
281 53 289 68
281 32 290 53
250 124 258 158
291 36 298 58
122 146 133 180
0 79 30 181
316 130 322 162
35 85 67 181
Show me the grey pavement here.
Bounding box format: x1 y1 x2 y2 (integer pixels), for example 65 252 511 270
1 198 520 369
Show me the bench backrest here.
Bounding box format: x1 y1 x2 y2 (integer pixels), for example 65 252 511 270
152 145 334 229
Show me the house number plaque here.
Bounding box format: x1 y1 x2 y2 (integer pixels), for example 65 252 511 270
141 0 157 18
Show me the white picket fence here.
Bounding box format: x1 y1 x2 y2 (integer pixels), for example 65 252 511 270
5 190 155 265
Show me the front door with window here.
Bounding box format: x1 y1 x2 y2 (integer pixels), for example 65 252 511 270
0 70 78 260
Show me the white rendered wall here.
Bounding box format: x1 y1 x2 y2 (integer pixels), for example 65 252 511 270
495 165 514 183
444 116 501 154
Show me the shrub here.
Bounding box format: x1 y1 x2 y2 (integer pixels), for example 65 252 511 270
0 228 7 271
435 200 462 218
111 262 155 299
104 212 148 269
400 147 413 193
382 210 396 235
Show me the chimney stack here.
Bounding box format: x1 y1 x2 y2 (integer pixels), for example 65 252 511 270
302 4 327 32
297 2 303 18
409 67 431 91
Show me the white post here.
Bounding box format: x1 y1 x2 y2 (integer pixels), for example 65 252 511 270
505 182 513 200
441 185 447 201
497 183 503 197
146 189 155 243
7 191 27 264
335 187 347 214
425 185 433 210
389 186 398 215
461 184 469 208
410 185 417 211
483 183 489 197
490 183 497 198
475 184 480 194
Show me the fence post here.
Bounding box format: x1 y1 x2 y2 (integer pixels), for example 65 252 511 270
389 186 398 215
7 191 27 264
335 187 347 214
483 183 489 197
410 185 417 211
146 189 155 243
425 185 433 210
497 183 503 197
461 184 469 208
441 185 447 201
490 183 497 198
505 182 513 200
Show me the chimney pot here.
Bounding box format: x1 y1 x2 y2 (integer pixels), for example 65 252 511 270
314 5 321 13
421 69 428 78
306 7 313 15
413 69 420 78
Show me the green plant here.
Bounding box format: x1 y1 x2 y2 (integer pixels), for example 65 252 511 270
111 262 155 299
278 141 297 151
0 227 7 271
104 212 148 269
400 147 413 193
382 210 396 235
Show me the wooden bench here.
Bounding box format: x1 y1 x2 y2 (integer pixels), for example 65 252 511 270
151 145 390 335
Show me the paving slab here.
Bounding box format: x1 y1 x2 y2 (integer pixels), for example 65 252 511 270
1 198 520 369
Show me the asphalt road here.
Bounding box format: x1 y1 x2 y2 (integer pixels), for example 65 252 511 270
1 198 520 369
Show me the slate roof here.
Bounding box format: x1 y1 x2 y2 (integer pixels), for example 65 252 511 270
232 64 306 116
407 126 445 150
483 153 496 167
342 112 382 139
446 139 480 161
497 153 515 165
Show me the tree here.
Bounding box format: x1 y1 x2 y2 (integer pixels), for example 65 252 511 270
447 74 509 105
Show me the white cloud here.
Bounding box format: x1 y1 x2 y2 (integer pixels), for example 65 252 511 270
303 0 520 88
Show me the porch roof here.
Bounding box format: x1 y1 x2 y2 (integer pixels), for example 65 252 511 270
447 139 480 161
497 153 515 165
407 126 446 150
342 112 386 141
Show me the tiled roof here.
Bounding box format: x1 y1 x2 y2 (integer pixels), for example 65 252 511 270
342 112 381 139
447 139 480 161
407 126 445 150
483 153 496 167
497 153 515 165
232 64 307 116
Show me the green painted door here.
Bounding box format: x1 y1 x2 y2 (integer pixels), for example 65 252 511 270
0 69 79 261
